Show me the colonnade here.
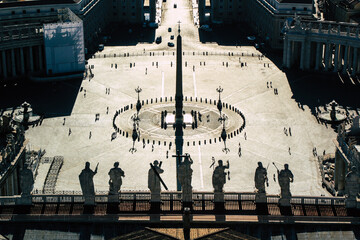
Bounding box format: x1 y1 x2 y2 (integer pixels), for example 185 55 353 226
283 21 360 76
0 45 45 80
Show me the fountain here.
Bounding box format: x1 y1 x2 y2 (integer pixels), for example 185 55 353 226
318 100 347 124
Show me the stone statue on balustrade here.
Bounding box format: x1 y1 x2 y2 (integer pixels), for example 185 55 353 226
212 160 229 193
345 166 360 208
178 153 193 202
148 160 164 194
108 162 125 195
20 164 34 196
79 162 98 199
277 164 294 206
148 160 164 202
255 162 268 194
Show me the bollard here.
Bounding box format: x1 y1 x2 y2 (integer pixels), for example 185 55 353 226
231 133 233 138
151 99 153 103
214 138 216 143
164 141 166 146
200 98 202 102
210 99 212 104
196 97 198 102
170 96 172 101
185 96 187 101
153 140 155 145
232 106 234 111
147 139 150 144
165 97 167 102
225 103 228 109
199 141 201 145
160 97 162 102
187 142 189 146
209 139 212 144
190 97 192 101
156 98 157 103
131 104 133 109
204 140 206 145
193 141 195 146
122 132 125 136
205 98 207 103
146 99 148 104
126 132 128 138
142 100 144 105
214 100 216 105
114 54 116 57
219 137 221 142
127 53 129 57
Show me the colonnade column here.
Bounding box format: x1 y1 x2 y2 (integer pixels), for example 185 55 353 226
286 40 291 68
315 42 321 70
300 40 306 70
38 46 43 70
11 49 16 77
342 45 349 74
351 47 358 76
324 43 330 71
20 48 25 75
333 44 339 72
283 38 288 67
1 51 7 78
29 46 34 72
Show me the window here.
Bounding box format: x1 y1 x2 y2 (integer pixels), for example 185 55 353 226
37 9 40 13
304 7 307 10
229 5 232 8
113 12 118 15
123 12 126 15
22 10 26 14
51 8 55 12
220 6 223 8
11 11 15 15
132 6 135 8
292 7 296 10
132 12 135 16
113 5 116 8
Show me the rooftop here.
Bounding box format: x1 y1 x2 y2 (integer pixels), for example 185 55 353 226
0 0 80 9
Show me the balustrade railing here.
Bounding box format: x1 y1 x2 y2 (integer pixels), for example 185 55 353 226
0 192 346 211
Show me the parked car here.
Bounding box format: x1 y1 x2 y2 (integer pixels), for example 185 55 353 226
200 25 212 32
148 22 159 28
168 42 174 47
155 36 162 44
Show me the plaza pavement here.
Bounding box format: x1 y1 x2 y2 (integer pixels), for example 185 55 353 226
26 0 340 196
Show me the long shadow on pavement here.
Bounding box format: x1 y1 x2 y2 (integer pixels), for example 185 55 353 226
0 77 82 118
285 70 360 114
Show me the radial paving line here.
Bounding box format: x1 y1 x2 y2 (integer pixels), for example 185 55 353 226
162 72 165 98
193 71 197 98
198 145 204 189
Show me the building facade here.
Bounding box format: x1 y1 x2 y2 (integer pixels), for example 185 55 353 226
243 0 314 49
283 18 360 75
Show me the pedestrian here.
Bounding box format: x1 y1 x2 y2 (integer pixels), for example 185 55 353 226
166 150 169 159
106 88 108 94
323 150 326 155
68 128 71 136
238 143 242 158
63 118 66 126
89 131 92 139
289 127 292 136
145 68 147 75
152 144 154 152
106 107 109 114
267 82 269 88
84 90 86 98
273 174 276 182
288 147 291 155
108 88 110 95
244 132 247 140
270 82 272 88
